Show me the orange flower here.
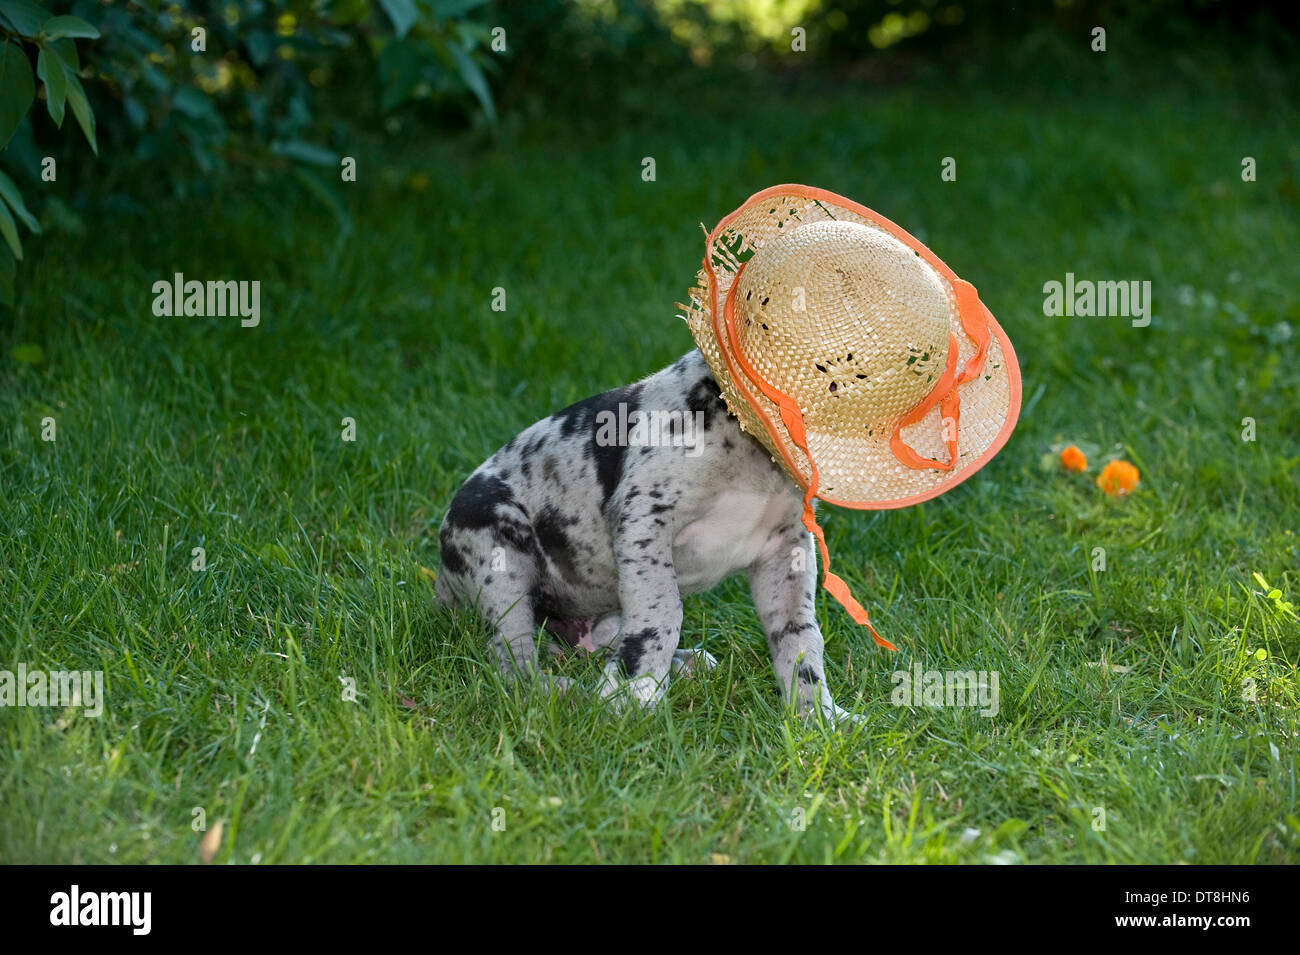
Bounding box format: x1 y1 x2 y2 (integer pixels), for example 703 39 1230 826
1097 460 1140 497
1060 445 1087 472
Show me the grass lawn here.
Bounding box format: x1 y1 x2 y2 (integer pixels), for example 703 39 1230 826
1 36 1298 864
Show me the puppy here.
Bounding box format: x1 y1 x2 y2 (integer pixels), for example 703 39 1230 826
436 350 866 724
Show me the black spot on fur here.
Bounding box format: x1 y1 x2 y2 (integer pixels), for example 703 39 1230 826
772 620 816 642
439 538 469 577
798 665 821 686
617 627 657 676
550 382 641 443
496 517 536 553
534 505 580 579
443 472 518 531
686 375 728 430
569 383 644 504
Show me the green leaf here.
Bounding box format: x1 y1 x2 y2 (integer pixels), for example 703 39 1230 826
172 86 221 125
122 94 147 129
245 30 272 67
140 63 170 93
272 139 337 167
0 198 22 259
330 0 372 27
377 37 420 111
258 542 290 565
35 45 65 126
431 0 489 17
0 0 51 38
448 42 495 122
3 111 37 170
0 170 39 234
0 244 13 308
47 35 78 71
0 40 34 147
11 343 43 364
39 15 99 39
63 70 95 153
378 0 417 39
454 21 493 45
993 817 1029 840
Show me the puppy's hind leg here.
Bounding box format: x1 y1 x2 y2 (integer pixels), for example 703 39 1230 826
438 484 567 694
478 559 576 695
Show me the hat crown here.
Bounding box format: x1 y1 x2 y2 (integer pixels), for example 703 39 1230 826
732 220 952 423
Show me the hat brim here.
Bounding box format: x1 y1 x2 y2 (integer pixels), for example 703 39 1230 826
684 184 1022 510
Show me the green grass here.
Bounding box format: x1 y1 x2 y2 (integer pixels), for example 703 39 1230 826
1 35 1298 864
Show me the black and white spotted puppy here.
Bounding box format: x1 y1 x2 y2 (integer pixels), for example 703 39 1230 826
436 350 866 725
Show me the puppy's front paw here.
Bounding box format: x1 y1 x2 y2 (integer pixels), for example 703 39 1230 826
823 701 867 729
537 674 576 696
670 647 718 677
596 664 666 712
795 697 867 730
501 665 575 698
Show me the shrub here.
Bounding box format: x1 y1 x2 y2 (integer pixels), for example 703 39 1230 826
0 0 501 307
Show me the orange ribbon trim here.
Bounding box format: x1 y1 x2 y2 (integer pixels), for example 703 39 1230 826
888 279 992 471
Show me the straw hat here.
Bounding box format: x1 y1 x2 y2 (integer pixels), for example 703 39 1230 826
680 185 1022 648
